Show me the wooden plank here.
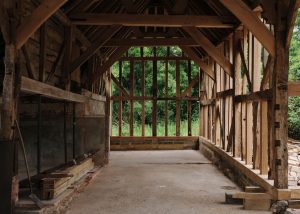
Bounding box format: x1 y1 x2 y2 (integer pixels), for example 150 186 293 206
183 27 233 76
39 24 46 82
180 46 215 79
70 13 235 28
234 90 272 103
219 0 275 56
15 0 67 49
20 76 86 103
176 60 180 136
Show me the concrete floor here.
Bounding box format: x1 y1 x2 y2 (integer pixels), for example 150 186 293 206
66 150 271 214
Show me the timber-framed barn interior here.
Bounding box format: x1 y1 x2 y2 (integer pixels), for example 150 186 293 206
1 0 300 213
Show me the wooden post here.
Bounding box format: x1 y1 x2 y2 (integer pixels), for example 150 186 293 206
176 60 180 136
272 1 289 189
165 59 168 136
233 31 242 157
118 61 122 136
105 69 112 163
130 60 134 136
141 48 145 136
152 49 157 136
187 60 192 136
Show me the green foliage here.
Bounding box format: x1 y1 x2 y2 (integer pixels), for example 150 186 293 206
111 46 200 136
289 10 300 139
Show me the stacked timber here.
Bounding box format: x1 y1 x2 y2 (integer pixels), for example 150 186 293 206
288 140 300 186
40 158 94 200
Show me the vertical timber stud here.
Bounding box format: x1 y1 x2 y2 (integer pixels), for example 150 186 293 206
165 57 168 136
152 48 157 137
176 60 180 136
61 25 73 89
105 68 112 163
72 102 76 159
187 60 192 136
1 0 19 212
118 61 122 136
141 48 145 136
272 1 289 189
130 60 134 136
233 30 242 157
37 95 42 173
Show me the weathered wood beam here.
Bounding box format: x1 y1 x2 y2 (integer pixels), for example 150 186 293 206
15 0 68 49
286 0 300 48
219 0 275 56
238 40 252 90
70 25 122 73
21 45 36 80
183 27 232 76
111 74 130 97
21 76 86 103
288 82 300 96
70 13 235 28
91 46 130 84
181 73 200 97
104 38 199 47
180 46 215 79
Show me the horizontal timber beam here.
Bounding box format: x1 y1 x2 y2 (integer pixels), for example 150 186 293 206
15 0 68 49
288 81 300 96
111 136 199 141
70 13 236 28
103 38 200 47
21 76 86 103
219 0 275 56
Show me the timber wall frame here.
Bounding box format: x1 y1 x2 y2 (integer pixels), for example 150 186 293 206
1 0 300 212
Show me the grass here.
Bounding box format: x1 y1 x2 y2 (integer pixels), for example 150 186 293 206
112 120 200 136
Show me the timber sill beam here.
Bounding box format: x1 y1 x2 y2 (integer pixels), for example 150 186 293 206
219 0 275 56
199 137 291 200
183 27 233 76
15 0 68 49
21 76 86 103
70 13 236 28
